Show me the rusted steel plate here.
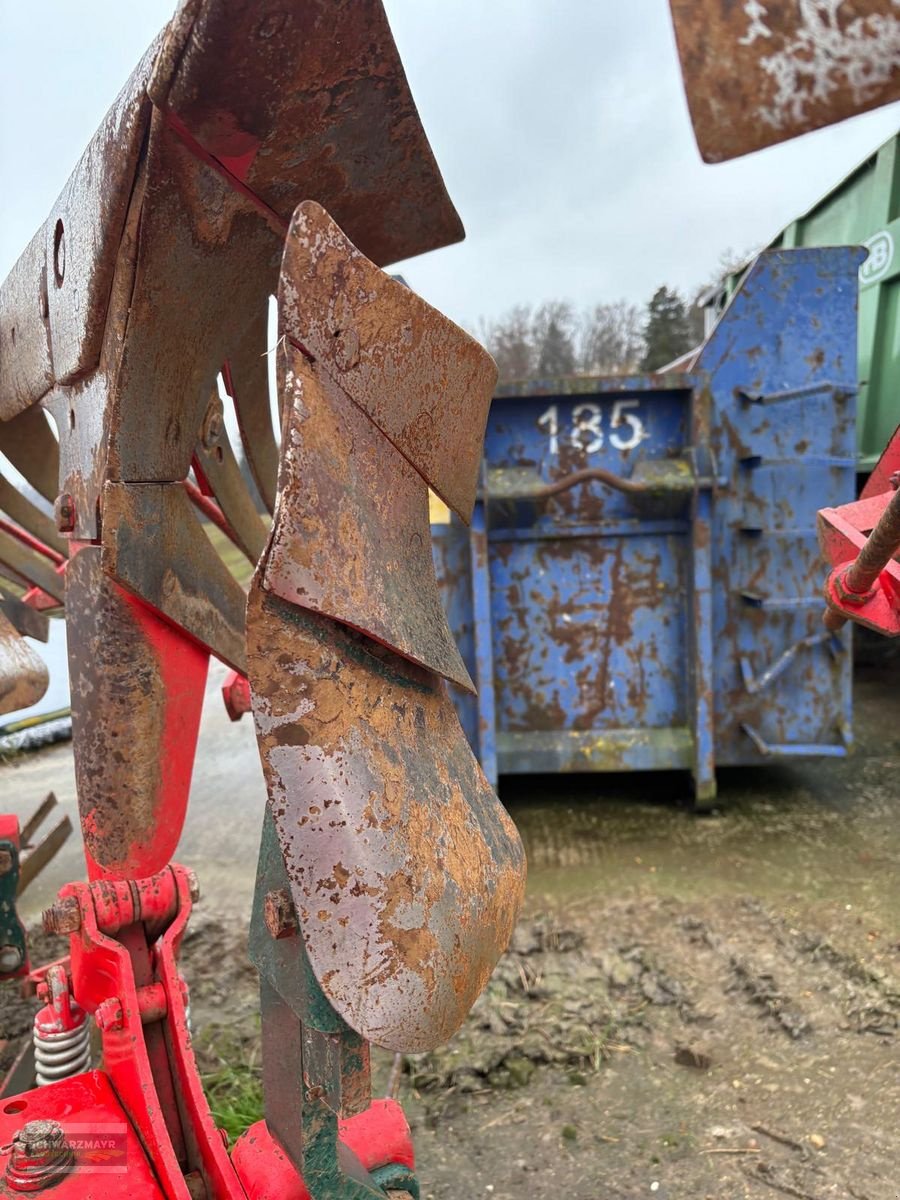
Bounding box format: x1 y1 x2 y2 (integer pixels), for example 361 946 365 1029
0 610 49 716
192 394 269 565
670 0 900 162
264 340 474 691
0 567 30 593
0 530 64 604
20 792 59 845
0 406 60 505
279 202 497 522
0 48 155 420
0 591 50 642
247 585 526 1053
46 379 120 546
101 481 247 673
102 104 275 503
147 0 463 269
249 201 524 1049
17 815 72 896
45 47 156 390
0 475 67 559
2 0 465 543
0 232 53 418
66 546 208 878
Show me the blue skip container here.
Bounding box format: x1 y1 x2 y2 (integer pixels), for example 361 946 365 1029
432 248 861 805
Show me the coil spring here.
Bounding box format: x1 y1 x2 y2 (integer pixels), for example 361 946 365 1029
34 1020 91 1086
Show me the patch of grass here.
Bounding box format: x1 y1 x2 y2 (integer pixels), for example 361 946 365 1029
204 1061 264 1142
199 1025 264 1142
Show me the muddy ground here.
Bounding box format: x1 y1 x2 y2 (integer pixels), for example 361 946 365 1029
4 656 899 1198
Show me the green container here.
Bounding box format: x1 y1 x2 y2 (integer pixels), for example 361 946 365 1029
704 133 900 472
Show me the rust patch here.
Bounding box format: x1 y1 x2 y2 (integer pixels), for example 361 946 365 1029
263 335 475 691
247 588 525 1054
247 205 525 1051
0 609 49 716
277 201 496 522
65 548 164 872
670 0 900 162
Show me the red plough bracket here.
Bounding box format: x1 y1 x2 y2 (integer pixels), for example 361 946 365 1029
819 425 900 636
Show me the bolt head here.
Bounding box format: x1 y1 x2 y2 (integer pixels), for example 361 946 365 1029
15 1120 65 1155
54 493 76 534
94 997 124 1033
185 869 200 905
263 888 297 940
0 849 14 876
6 1118 73 1191
834 565 874 607
201 403 224 450
333 327 360 371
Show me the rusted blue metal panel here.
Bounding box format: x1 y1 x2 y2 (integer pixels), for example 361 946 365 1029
432 247 861 804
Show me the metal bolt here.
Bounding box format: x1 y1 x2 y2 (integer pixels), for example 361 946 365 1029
263 888 297 940
94 996 124 1033
891 470 900 491
54 493 76 534
201 401 224 450
833 564 875 606
185 869 201 905
0 946 22 974
0 849 14 876
5 1119 73 1192
333 326 360 371
42 896 81 935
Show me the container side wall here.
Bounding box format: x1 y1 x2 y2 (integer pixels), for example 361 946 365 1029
698 247 861 767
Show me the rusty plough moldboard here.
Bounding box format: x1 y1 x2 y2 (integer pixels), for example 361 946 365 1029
0 2 524 1197
2 2 899 1197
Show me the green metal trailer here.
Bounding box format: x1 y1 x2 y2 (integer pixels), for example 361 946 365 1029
703 132 900 473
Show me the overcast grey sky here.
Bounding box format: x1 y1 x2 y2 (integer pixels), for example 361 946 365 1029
2 1 900 331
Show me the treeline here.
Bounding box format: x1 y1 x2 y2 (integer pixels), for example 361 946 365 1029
479 288 704 383
478 250 755 384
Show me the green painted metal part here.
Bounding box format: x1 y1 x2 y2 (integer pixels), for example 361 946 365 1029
0 840 27 975
249 810 402 1200
707 132 900 473
370 1164 419 1198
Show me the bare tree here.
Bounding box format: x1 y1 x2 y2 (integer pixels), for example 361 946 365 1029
480 305 535 383
533 301 577 377
579 301 644 375
476 245 752 383
688 244 761 344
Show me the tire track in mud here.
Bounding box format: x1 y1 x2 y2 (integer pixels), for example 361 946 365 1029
406 893 899 1200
